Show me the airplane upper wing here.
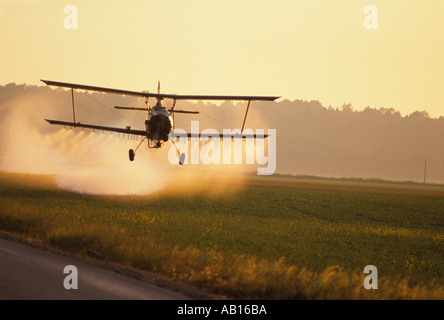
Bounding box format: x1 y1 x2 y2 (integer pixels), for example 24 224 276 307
45 119 146 136
41 80 280 101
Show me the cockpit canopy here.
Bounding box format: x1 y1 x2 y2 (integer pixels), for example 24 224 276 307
153 98 165 109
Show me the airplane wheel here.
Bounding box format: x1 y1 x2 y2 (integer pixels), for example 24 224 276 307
179 153 185 165
129 149 135 161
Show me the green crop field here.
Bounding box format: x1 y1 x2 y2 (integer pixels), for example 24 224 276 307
0 171 443 299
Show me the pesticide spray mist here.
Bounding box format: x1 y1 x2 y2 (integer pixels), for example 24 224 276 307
0 90 251 195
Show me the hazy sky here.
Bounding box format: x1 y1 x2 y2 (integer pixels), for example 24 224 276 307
1 0 443 117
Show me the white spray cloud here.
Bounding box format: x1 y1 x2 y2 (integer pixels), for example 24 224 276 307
0 107 167 195
0 90 249 195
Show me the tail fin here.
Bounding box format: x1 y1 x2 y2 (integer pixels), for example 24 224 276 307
157 81 160 94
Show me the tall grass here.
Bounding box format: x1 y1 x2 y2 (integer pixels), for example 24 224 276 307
0 195 442 300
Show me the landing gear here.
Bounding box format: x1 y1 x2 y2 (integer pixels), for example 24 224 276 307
128 137 147 162
171 139 185 165
129 149 135 161
179 153 185 165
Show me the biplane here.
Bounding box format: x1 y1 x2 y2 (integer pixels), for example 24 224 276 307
41 79 279 164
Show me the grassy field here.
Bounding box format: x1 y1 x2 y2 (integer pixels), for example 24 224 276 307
0 171 443 299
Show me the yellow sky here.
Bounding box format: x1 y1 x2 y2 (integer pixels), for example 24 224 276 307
1 0 443 117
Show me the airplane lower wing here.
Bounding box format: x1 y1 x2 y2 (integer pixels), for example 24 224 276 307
45 119 147 136
169 132 269 139
45 119 268 139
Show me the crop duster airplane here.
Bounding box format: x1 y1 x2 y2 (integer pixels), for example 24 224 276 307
41 80 279 164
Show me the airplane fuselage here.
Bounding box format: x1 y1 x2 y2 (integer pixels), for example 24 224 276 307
145 105 173 147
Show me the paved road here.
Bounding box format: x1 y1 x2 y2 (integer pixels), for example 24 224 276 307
0 237 190 300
